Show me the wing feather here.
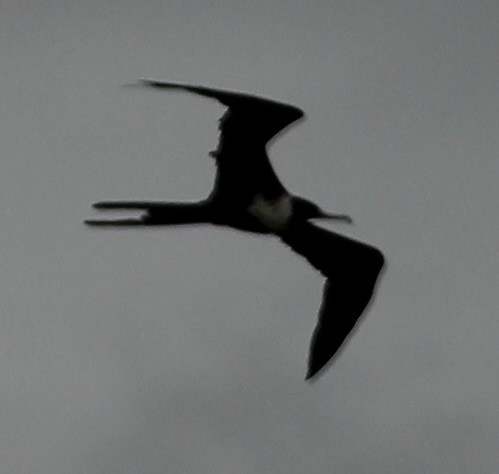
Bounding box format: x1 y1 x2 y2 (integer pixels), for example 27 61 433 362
140 79 305 150
280 222 384 380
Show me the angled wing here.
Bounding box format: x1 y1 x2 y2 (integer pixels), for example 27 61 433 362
280 222 384 380
141 80 305 150
141 80 305 200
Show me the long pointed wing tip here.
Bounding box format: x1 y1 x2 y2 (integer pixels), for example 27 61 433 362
305 366 322 382
138 78 156 85
138 78 176 89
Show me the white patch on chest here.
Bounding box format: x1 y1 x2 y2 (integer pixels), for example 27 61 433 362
247 194 292 232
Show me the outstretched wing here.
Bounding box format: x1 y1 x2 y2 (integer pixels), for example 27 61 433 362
141 80 305 150
280 222 384 380
141 80 305 200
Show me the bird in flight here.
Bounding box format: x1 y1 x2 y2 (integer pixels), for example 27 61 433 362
86 80 384 380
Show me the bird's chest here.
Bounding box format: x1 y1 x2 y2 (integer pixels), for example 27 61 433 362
246 194 292 232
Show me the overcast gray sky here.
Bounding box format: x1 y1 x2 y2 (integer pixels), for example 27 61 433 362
1 1 498 472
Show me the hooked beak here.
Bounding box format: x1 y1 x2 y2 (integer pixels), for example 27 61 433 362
317 212 353 224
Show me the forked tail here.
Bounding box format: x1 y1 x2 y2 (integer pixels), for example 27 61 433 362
85 201 213 226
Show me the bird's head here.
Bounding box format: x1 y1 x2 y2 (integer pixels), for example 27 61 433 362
291 197 329 220
291 196 352 224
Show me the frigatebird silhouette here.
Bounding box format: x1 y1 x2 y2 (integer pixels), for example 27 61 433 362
86 80 384 380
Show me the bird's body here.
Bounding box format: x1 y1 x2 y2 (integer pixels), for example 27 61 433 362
86 80 384 380
247 193 292 232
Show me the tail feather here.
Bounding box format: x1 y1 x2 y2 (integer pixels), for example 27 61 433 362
93 201 176 209
87 201 212 227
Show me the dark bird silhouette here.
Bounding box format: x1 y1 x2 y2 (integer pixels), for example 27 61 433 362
86 80 384 380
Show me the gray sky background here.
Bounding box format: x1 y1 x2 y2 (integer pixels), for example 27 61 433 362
1 1 498 472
